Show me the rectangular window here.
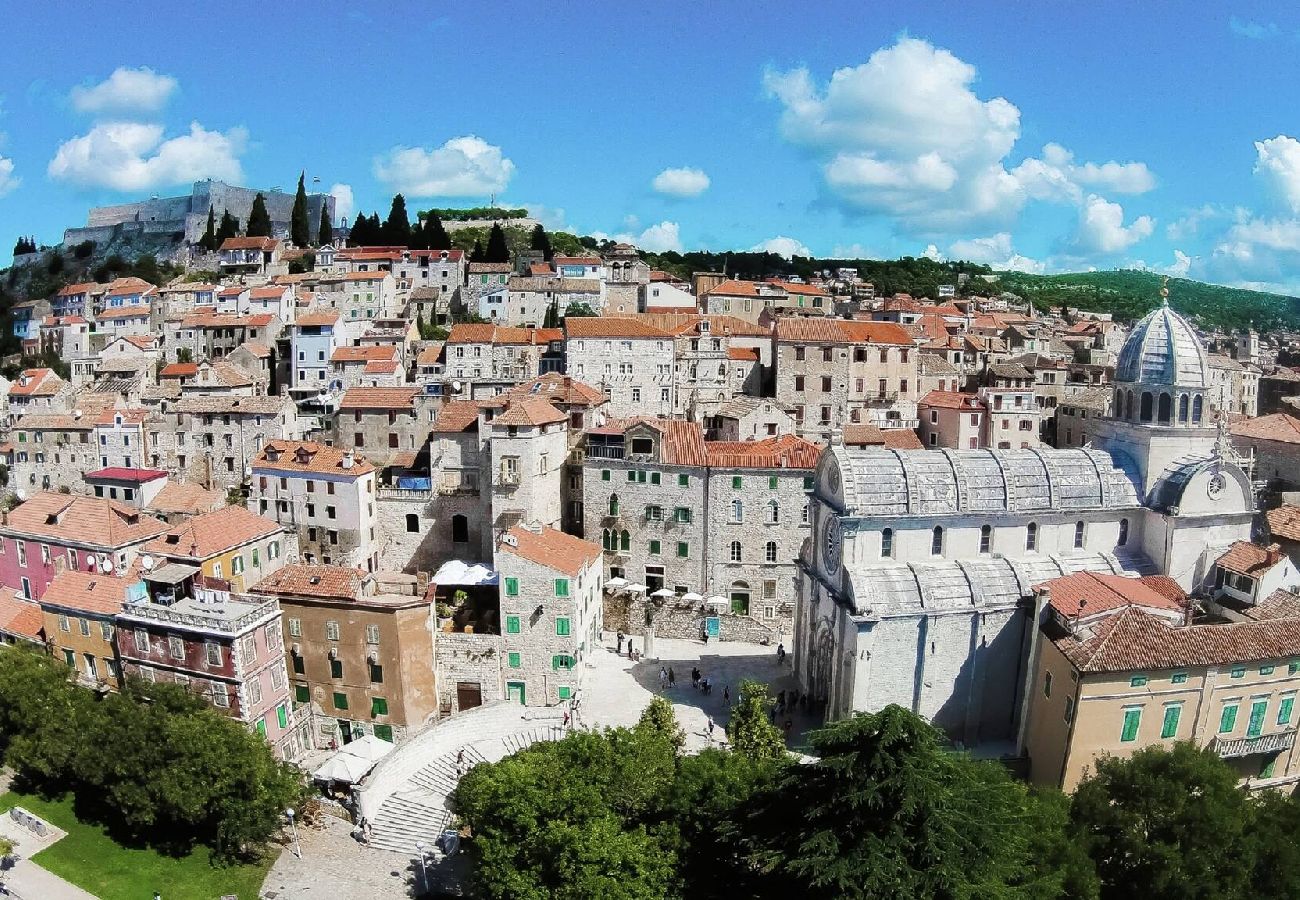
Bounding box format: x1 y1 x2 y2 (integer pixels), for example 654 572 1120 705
1043 671 1052 698
365 624 380 645
601 469 611 481
326 620 340 641
506 616 520 634
369 663 383 684
371 697 389 716
1120 707 1141 743
134 628 149 653
1219 703 1239 733
678 474 689 487
732 476 743 489
508 652 521 668
333 692 349 711
330 658 343 679
675 507 692 524
504 577 519 597
1160 704 1181 739
1130 674 1148 687
1279 696 1295 725
1064 696 1075 722
1260 665 1276 675
649 540 661 556
1231 666 1246 679
556 617 571 636
277 704 289 730
58 614 70 633
1247 699 1268 738
554 578 570 598
558 686 572 700
1171 671 1188 684
294 684 309 704
292 654 304 674
677 542 689 558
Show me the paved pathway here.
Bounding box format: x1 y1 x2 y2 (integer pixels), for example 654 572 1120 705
1 857 99 900
261 813 420 900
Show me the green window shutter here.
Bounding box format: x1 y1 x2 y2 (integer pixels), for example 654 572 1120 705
649 540 661 555
555 578 569 598
556 617 571 636
1291 660 1300 675
1247 700 1268 738
1261 757 1277 778
1279 697 1294 725
374 724 394 742
1130 674 1148 687
1160 705 1181 738
732 476 742 489
1219 703 1238 733
333 692 349 711
1171 672 1188 684
277 704 288 730
769 475 778 490
506 616 521 634
330 659 343 679
678 474 689 487
1260 665 1275 675
638 470 647 483
601 469 611 481
508 652 521 668
803 475 814 490
558 686 572 700
252 548 260 567
650 472 661 485
294 684 309 704
1231 666 1246 678
677 542 689 558
627 470 637 482
256 718 267 736
371 697 389 717
505 577 519 596
1120 707 1141 742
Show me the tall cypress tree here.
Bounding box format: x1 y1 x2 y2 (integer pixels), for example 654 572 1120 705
290 172 310 246
484 222 510 263
245 193 273 237
530 224 553 261
200 206 217 251
318 205 333 246
470 239 485 263
426 211 451 251
382 194 412 247
216 209 239 243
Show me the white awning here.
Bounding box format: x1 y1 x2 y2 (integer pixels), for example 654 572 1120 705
604 577 628 591
705 596 729 611
682 591 704 602
650 588 675 598
312 734 395 784
624 583 647 594
431 559 498 587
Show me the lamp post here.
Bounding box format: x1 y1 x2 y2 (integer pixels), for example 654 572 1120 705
285 808 302 859
415 841 429 895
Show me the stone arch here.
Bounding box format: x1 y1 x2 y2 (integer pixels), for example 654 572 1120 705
1178 393 1189 424
1158 392 1172 424
1140 391 1153 422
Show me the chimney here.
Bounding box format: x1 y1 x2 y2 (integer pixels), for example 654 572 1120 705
342 449 355 470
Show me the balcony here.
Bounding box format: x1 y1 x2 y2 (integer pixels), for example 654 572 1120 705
497 470 521 487
1213 728 1296 759
377 486 433 501
586 445 625 460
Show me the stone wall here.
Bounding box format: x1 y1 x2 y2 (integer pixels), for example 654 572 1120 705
603 593 780 645
434 631 504 715
376 492 443 574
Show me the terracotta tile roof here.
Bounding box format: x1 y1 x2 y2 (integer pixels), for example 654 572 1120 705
296 309 341 326
597 418 708 466
842 423 924 449
564 317 673 339
253 440 376 477
10 369 63 397
704 279 760 297
553 256 602 266
56 281 101 297
500 526 599 576
919 390 984 410
220 236 279 252
146 481 225 516
767 279 828 297
467 262 511 274
104 277 154 297
918 353 960 376
251 286 289 299
341 271 389 282
332 345 397 363
93 408 148 426
239 341 272 358
1267 505 1300 543
623 313 769 337
497 373 605 408
433 401 482 433
881 429 924 450
2 492 169 549
705 435 821 469
85 467 167 484
728 347 760 362
1057 606 1300 673
43 315 88 327
249 564 366 600
416 343 445 366
1231 413 1300 444
528 263 553 276
1038 571 1184 621
338 387 418 410
13 413 94 431
883 295 923 312
364 360 400 374
1242 589 1300 622
776 317 914 346
145 506 284 560
491 397 567 427
448 324 562 345
406 248 465 262
124 335 156 350
174 395 290 415
1216 541 1286 578
97 304 151 320
1138 575 1188 605
0 594 43 641
39 571 128 616
218 286 246 297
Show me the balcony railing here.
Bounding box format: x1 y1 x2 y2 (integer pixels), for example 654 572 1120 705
586 446 625 460
1214 728 1296 759
119 596 280 635
377 486 433 501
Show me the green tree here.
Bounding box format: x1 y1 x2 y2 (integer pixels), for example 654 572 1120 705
382 193 412 247
199 206 217 251
562 302 597 318
531 224 554 261
1250 790 1300 896
176 348 194 364
484 222 510 263
216 209 239 244
245 193 272 237
290 172 310 246
543 297 560 328
1069 742 1256 900
470 239 485 262
318 203 333 246
725 681 785 761
425 210 451 250
637 696 685 754
739 705 1040 899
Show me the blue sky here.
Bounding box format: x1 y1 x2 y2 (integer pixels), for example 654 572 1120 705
3 1 1300 292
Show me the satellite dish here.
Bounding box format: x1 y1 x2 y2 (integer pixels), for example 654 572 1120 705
452 380 463 393
99 558 113 573
140 555 155 572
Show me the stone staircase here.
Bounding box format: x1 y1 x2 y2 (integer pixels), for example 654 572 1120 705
365 713 567 854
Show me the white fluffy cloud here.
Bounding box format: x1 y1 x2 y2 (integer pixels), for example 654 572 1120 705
1073 195 1155 254
652 167 710 197
373 136 514 197
943 232 1045 273
70 67 178 114
0 156 17 198
329 183 354 223
591 221 683 253
750 235 812 258
1254 135 1300 213
47 121 245 191
764 37 1156 242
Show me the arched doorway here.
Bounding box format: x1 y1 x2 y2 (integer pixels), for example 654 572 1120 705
730 580 751 615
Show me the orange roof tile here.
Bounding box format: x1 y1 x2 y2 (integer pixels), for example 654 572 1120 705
919 390 984 410
704 279 760 297
146 481 225 516
2 492 168 549
727 347 759 362
332 345 397 363
9 369 62 397
433 401 482 433
704 435 821 469
842 423 924 449
338 387 418 410
161 363 199 378
1038 571 1184 620
0 594 43 641
251 286 290 299
364 360 400 374
1267 505 1300 543
416 343 445 366
447 324 562 345
96 304 151 320
776 317 914 346
39 571 128 616
1216 541 1286 578
491 397 567 427
254 440 375 477
249 564 367 601
296 309 341 326
220 236 279 252
144 506 284 560
1231 413 1300 444
500 526 599 576
564 317 673 339
56 281 101 297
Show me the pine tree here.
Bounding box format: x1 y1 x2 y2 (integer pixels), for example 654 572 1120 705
470 239 485 262
216 209 239 243
200 207 217 251
290 173 310 247
426 211 451 250
530 224 553 261
484 222 510 263
382 194 412 247
318 205 333 246
246 193 273 237
543 297 560 328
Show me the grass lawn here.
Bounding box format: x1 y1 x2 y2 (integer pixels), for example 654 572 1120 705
0 790 274 900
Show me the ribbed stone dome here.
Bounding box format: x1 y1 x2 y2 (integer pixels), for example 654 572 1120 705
1114 302 1208 389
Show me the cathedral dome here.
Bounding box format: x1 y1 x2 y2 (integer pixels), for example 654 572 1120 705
1114 301 1208 389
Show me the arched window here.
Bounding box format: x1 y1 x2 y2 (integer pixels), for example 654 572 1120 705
608 493 619 516
1125 390 1134 421
619 530 630 551
881 528 894 558
451 514 468 543
765 541 778 562
1158 393 1172 424
1074 521 1085 549
1026 522 1038 551
1118 518 1129 547
1178 394 1189 423
1140 392 1153 422
979 524 992 554
1192 395 1204 424
730 540 743 562
931 526 944 556
731 499 744 523
767 500 780 524
602 528 612 551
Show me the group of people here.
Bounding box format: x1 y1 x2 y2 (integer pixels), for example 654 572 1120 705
615 631 642 661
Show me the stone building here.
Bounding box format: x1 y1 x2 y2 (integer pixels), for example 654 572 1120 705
148 395 299 492
250 564 437 747
564 317 676 418
495 276 603 325
143 505 295 594
39 570 128 690
978 363 1042 449
334 387 428 469
496 526 603 706
917 391 985 449
443 324 564 399
10 411 101 494
249 441 379 570
1054 385 1112 449
463 262 511 312
1230 413 1300 491
795 297 1255 747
